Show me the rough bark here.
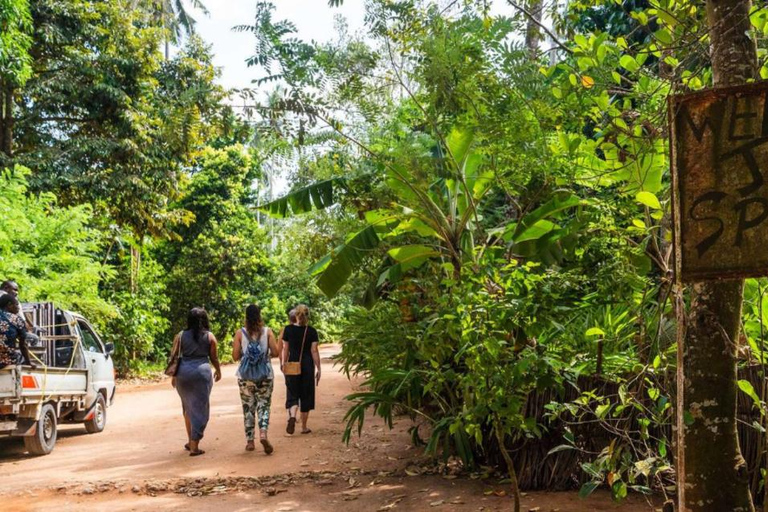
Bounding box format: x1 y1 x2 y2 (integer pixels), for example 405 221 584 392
524 0 543 58
0 81 13 157
0 82 4 155
680 0 758 510
683 282 753 510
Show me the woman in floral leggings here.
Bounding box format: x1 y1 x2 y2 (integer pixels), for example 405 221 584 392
233 305 279 453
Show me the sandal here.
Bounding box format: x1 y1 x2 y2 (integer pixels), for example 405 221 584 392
184 443 190 451
287 417 296 435
189 449 206 457
245 441 255 452
301 428 312 435
261 439 274 455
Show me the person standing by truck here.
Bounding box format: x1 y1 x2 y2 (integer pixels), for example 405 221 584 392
0 295 32 366
171 307 222 456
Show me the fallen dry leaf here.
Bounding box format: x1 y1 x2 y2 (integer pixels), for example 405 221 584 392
377 497 403 511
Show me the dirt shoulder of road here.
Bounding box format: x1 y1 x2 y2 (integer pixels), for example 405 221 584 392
1 469 660 512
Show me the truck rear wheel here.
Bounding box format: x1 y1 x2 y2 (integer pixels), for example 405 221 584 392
84 394 106 434
24 403 57 456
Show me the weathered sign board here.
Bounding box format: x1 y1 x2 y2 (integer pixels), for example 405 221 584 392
671 81 768 281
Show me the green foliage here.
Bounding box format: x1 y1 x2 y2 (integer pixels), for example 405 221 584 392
0 0 33 85
0 166 110 318
11 6 226 238
161 146 271 357
242 0 690 499
339 250 570 465
101 244 170 374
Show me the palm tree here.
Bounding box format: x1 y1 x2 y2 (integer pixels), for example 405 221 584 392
134 0 209 59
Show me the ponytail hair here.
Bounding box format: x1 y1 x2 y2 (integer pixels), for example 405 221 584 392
295 304 309 326
245 304 263 338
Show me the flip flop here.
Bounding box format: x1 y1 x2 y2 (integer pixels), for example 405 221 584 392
301 429 312 435
261 439 274 455
245 441 255 452
184 443 190 451
287 417 296 435
189 449 206 457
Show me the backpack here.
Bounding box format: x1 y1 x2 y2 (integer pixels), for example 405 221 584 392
238 328 271 382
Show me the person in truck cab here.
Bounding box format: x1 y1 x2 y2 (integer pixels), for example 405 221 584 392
0 294 33 366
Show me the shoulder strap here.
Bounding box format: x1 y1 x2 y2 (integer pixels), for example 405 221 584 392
173 331 183 358
241 327 252 344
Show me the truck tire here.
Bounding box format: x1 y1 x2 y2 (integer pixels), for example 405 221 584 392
84 394 106 434
24 403 57 456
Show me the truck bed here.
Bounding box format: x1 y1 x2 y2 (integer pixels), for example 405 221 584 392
0 366 88 402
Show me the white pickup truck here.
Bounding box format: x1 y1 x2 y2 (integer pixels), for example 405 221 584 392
0 303 116 455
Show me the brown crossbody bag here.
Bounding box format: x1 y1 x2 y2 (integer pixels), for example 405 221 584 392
283 326 308 376
164 331 183 377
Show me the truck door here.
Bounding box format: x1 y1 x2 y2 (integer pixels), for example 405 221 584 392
76 320 114 403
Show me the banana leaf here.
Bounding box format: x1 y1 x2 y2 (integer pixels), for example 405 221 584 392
258 178 344 218
313 225 380 297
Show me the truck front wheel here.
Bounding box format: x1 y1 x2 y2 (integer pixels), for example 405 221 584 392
84 394 106 434
24 404 57 456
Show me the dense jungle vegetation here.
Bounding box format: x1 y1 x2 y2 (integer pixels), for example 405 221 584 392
5 0 768 507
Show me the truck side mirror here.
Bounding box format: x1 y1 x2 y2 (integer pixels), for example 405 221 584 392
104 343 115 356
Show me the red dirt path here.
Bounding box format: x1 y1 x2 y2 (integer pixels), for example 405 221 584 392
0 345 660 511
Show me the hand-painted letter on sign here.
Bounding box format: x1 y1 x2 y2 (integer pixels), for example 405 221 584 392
671 82 768 281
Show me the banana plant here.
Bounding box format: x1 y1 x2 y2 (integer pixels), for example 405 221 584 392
260 126 583 306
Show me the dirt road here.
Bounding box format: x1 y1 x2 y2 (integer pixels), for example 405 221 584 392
0 346 658 511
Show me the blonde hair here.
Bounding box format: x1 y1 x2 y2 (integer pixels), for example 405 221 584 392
295 304 310 326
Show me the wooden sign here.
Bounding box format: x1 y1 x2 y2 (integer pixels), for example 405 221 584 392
670 81 768 281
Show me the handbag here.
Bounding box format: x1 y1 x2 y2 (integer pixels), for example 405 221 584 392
283 326 308 376
164 331 182 377
238 328 272 382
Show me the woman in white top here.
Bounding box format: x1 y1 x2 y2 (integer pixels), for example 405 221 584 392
233 304 279 453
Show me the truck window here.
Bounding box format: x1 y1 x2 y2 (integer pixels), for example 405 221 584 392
78 321 103 354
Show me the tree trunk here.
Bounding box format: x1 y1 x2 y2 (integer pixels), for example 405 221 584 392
680 2 758 510
524 0 543 58
595 337 604 376
0 81 13 157
130 245 141 295
682 282 753 510
494 419 521 512
0 82 5 156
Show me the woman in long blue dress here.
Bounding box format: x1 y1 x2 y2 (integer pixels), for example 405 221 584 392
171 308 221 456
